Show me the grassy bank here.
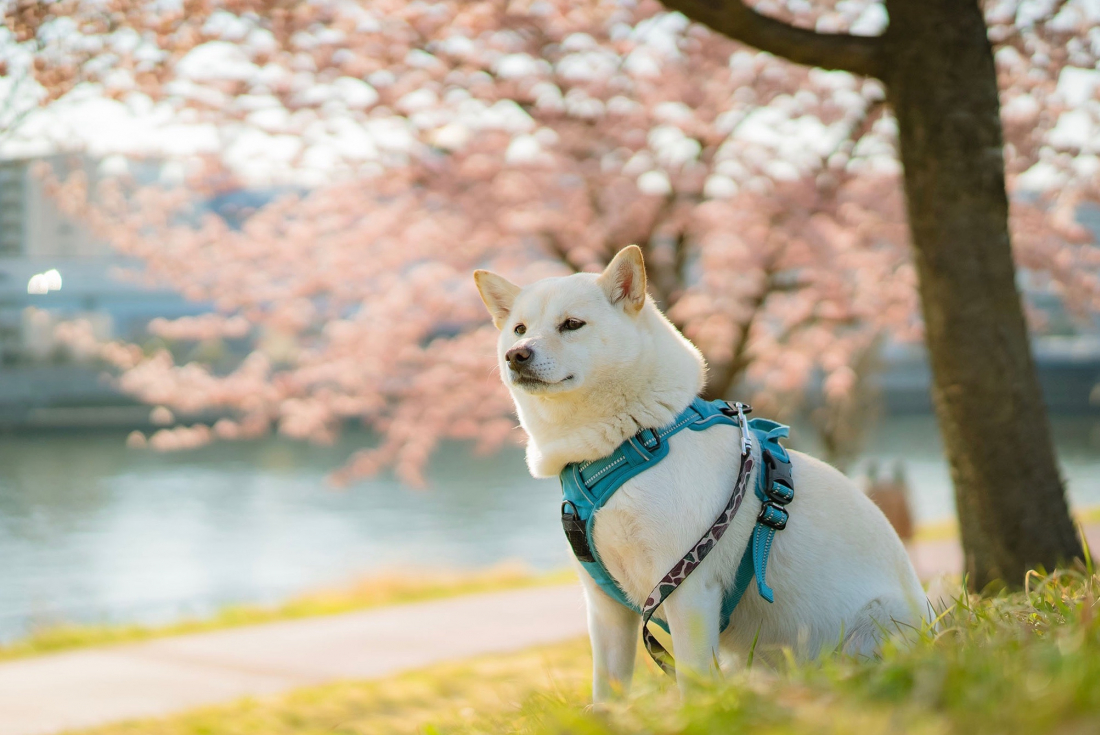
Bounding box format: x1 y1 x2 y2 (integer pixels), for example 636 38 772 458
80 566 1100 735
0 564 573 661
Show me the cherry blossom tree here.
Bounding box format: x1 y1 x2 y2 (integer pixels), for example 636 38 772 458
659 0 1100 585
7 0 1100 581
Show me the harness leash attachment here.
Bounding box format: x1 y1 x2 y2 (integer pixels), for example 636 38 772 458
728 400 753 455
558 398 795 677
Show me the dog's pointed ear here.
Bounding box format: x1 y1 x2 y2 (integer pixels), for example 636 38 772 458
474 270 521 329
598 245 647 314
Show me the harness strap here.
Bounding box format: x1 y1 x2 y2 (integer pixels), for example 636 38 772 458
754 449 794 601
558 398 795 677
639 402 755 676
725 443 796 611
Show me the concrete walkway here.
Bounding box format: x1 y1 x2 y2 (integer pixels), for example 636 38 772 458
3 528 1098 735
0 585 587 735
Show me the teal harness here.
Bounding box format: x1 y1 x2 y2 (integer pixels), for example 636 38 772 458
559 398 794 649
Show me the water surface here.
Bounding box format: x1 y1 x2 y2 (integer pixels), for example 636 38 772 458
1 415 1098 641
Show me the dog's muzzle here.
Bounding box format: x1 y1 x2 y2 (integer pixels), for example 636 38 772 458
506 344 533 373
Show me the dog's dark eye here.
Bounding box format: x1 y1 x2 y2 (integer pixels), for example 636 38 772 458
514 324 526 336
560 318 585 332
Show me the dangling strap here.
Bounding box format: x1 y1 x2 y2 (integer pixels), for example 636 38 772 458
639 402 755 676
721 444 795 618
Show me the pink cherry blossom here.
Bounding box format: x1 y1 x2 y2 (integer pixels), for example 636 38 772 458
13 0 1099 484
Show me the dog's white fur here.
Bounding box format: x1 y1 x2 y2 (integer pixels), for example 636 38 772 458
475 246 928 700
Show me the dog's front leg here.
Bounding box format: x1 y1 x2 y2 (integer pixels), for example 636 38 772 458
664 575 723 694
580 576 640 704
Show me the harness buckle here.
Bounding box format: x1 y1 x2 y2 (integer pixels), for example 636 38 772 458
561 501 595 563
637 428 661 453
757 501 789 531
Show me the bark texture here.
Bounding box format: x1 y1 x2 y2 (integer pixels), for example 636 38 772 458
881 0 1082 588
662 0 1085 588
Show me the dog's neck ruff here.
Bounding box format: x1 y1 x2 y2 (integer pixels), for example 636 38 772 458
559 397 795 675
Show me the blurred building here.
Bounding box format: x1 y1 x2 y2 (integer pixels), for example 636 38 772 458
0 154 208 428
0 156 103 259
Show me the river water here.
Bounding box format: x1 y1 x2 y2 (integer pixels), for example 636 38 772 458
1 414 1099 642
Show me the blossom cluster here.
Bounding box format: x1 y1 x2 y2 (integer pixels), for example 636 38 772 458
12 0 1099 483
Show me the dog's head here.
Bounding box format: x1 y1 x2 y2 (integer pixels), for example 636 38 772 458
474 245 705 475
474 246 650 400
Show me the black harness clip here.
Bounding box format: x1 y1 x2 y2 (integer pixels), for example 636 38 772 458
759 449 794 530
561 500 595 562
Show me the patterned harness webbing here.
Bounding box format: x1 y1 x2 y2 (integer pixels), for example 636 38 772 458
559 397 795 676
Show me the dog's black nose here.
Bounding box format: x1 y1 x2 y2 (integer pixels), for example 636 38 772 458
506 345 533 369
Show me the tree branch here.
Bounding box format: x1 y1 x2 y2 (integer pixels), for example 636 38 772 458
701 263 778 401
660 0 884 79
541 230 582 273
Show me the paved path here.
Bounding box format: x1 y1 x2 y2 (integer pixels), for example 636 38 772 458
4 528 1098 735
0 586 587 735
907 525 1100 582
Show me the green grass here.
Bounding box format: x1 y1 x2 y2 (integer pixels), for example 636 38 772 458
0 563 573 661
77 566 1100 735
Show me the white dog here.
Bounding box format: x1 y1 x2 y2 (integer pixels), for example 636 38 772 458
474 245 928 700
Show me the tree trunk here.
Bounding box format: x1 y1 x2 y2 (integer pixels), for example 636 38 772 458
659 0 1086 588
881 0 1082 588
